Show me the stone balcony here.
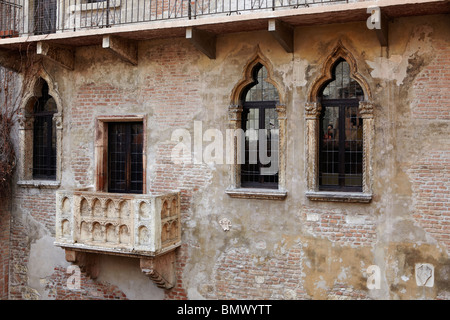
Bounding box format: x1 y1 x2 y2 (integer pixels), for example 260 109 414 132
54 188 181 289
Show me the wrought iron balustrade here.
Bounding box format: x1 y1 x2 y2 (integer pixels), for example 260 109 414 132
1 0 349 37
0 0 21 37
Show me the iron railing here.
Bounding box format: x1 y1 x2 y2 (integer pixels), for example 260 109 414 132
0 0 349 37
0 0 21 37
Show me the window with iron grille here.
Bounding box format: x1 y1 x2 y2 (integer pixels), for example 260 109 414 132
108 122 144 194
33 0 57 35
33 81 57 179
319 59 364 192
241 63 279 189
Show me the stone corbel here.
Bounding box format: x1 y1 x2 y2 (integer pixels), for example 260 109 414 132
375 10 389 49
186 27 216 59
268 19 294 53
37 42 74 71
140 250 177 289
63 249 177 289
0 48 22 72
65 250 99 279
102 35 138 66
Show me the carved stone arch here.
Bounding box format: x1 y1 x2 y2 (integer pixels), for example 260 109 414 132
308 42 372 103
17 69 64 185
19 70 63 116
230 46 285 106
226 47 287 200
304 42 374 202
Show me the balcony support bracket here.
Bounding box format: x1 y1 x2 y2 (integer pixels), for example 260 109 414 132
37 42 74 71
186 27 216 59
0 48 22 72
102 35 138 66
140 250 177 289
268 19 294 53
65 249 100 279
375 10 389 49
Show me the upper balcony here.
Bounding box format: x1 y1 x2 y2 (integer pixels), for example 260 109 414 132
0 0 448 54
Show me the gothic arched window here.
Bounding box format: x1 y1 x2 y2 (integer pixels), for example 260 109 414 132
33 81 57 179
319 59 364 192
241 63 280 189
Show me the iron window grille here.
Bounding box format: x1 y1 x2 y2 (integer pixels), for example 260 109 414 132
33 81 57 179
108 122 144 194
319 59 364 192
33 0 56 35
241 63 279 189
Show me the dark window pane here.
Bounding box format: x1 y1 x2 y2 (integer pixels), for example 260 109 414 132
34 0 57 35
241 103 279 189
33 82 56 179
108 122 143 194
319 59 364 192
245 64 279 102
344 106 363 187
319 101 363 191
322 60 364 100
240 64 280 189
319 106 339 187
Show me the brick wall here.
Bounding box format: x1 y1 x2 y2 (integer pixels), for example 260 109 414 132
44 266 127 300
164 244 188 300
205 245 308 300
8 188 58 299
409 150 450 254
143 43 202 129
71 83 140 187
9 188 58 298
411 42 450 120
144 42 212 299
303 207 377 247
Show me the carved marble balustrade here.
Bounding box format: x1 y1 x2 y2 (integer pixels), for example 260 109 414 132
54 188 181 289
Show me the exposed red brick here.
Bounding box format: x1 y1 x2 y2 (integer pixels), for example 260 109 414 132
409 150 450 254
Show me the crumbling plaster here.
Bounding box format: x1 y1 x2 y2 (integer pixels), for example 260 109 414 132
10 14 449 299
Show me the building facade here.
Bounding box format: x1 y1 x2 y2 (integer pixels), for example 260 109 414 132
0 0 449 300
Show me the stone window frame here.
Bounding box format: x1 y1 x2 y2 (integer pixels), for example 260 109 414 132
94 115 147 194
305 43 374 203
225 48 287 200
17 73 63 189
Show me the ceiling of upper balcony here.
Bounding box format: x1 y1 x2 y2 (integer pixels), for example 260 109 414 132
0 0 448 51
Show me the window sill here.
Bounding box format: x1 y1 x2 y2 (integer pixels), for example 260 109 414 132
306 191 372 203
17 180 60 189
225 187 287 200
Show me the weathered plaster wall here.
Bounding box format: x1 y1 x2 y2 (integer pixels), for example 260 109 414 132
7 14 449 299
0 199 10 299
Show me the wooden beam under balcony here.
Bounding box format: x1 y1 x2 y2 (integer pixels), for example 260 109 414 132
268 19 294 53
186 27 216 60
36 42 75 71
102 35 138 66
